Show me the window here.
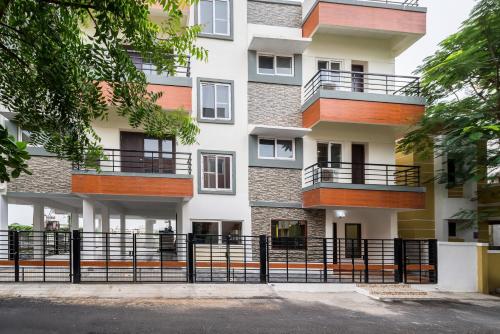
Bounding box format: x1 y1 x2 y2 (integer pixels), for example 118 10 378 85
201 153 232 191
200 82 231 121
271 220 307 250
258 138 294 160
222 221 242 244
198 0 230 36
193 221 218 244
317 60 342 85
316 142 343 168
448 222 457 237
330 143 342 168
257 54 294 76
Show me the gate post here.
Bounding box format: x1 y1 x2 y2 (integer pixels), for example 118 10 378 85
259 235 267 284
394 238 403 283
363 239 369 283
322 238 328 283
9 230 19 282
429 239 438 283
72 230 81 284
187 233 194 283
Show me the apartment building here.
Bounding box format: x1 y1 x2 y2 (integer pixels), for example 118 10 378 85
0 0 429 247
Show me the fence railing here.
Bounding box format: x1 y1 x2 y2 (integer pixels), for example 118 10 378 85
0 230 437 284
361 0 419 6
304 162 421 187
127 50 191 78
73 149 192 175
304 69 421 102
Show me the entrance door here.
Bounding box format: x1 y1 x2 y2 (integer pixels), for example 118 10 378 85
345 223 361 259
120 132 175 173
351 64 364 92
351 144 365 184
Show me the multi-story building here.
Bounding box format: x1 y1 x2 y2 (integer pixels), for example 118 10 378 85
0 0 429 248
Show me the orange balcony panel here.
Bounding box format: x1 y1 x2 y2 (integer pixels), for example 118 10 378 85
303 98 424 128
303 187 425 210
72 174 193 198
302 2 426 38
148 84 192 111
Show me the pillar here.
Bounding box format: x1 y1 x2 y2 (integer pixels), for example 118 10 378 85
70 211 79 231
82 199 96 259
119 214 126 258
101 207 110 233
82 199 95 233
145 219 155 234
32 202 44 260
0 195 7 231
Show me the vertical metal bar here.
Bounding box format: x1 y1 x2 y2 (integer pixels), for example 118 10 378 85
419 240 422 284
351 239 355 283
305 238 308 283
68 232 72 282
42 232 46 282
259 235 267 284
429 239 438 284
364 239 369 283
394 238 403 283
72 230 81 283
243 236 247 282
210 238 213 281
55 231 59 255
187 233 194 283
133 233 137 282
403 240 408 284
381 239 385 283
160 234 164 282
338 238 342 282
105 232 109 282
386 165 389 185
13 231 19 282
322 238 328 283
226 235 230 283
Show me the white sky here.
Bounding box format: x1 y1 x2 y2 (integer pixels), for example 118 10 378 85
8 0 477 229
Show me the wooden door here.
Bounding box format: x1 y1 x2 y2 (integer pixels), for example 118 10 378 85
351 144 365 184
345 224 362 259
120 132 145 173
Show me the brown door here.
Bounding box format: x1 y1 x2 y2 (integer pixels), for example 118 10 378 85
120 132 175 174
351 144 365 184
351 64 364 92
345 223 362 259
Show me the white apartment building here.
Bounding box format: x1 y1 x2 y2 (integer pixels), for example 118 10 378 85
0 0 429 247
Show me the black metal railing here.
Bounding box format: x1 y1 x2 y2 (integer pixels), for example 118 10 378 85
304 162 420 187
0 230 437 284
73 149 192 175
304 69 421 102
361 0 419 6
127 50 191 78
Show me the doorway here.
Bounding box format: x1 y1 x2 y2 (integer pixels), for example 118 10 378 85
120 132 176 174
351 64 365 92
351 144 365 184
345 223 362 259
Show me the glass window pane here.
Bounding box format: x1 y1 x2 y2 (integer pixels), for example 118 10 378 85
318 60 328 71
317 143 328 166
144 139 159 158
259 139 275 158
276 56 292 75
217 156 231 189
193 222 218 244
330 62 341 71
199 0 213 34
277 140 293 159
161 139 173 159
201 83 215 118
330 143 342 168
258 55 274 75
271 220 307 250
216 85 230 119
214 0 229 35
222 221 242 244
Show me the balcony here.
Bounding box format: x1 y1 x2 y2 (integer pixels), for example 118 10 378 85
302 69 425 128
302 162 426 209
127 50 192 111
72 149 193 198
302 0 426 55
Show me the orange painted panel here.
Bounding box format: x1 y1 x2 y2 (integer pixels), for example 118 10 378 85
303 187 425 209
303 2 426 37
303 98 424 127
72 174 193 198
99 82 192 111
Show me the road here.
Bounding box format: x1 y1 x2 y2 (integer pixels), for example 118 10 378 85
1 291 499 333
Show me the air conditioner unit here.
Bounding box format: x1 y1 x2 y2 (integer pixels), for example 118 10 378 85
321 168 339 183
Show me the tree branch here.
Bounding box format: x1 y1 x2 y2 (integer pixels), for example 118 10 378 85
0 42 28 68
0 0 12 22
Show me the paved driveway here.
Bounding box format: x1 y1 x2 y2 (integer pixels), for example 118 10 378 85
0 291 499 333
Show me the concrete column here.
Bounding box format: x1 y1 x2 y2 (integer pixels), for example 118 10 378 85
32 203 45 260
82 199 96 259
145 219 155 234
101 207 110 233
0 195 8 231
70 211 79 231
119 214 126 258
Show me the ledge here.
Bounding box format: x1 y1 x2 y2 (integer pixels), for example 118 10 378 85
250 201 303 208
72 170 192 179
303 182 426 193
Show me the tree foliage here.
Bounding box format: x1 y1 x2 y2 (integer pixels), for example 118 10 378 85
0 125 30 182
0 0 206 174
398 0 500 187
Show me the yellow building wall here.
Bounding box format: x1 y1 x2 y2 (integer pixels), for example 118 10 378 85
397 152 436 239
488 252 500 294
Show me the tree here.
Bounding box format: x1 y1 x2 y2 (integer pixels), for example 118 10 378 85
398 0 500 203
0 0 206 181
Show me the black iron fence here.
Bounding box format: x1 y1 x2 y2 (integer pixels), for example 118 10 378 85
304 69 421 102
304 162 421 188
73 149 192 175
126 50 191 78
0 230 437 284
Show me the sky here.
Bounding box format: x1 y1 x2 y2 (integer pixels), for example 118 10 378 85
8 0 478 229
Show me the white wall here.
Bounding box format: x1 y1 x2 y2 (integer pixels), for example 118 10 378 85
438 242 480 292
325 208 397 239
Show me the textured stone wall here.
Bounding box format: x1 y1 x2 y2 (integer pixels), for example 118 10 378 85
248 83 302 127
251 207 325 237
249 167 302 203
247 1 302 28
8 156 72 194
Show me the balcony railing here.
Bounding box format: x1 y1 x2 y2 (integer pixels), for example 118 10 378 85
304 69 421 102
127 50 191 78
304 162 420 187
73 149 192 175
361 0 419 6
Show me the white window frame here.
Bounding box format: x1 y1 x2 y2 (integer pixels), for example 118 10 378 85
257 53 294 77
198 0 230 36
258 137 295 161
199 81 232 121
200 153 233 191
191 220 243 244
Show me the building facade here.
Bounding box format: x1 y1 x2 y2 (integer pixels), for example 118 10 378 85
0 0 429 245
